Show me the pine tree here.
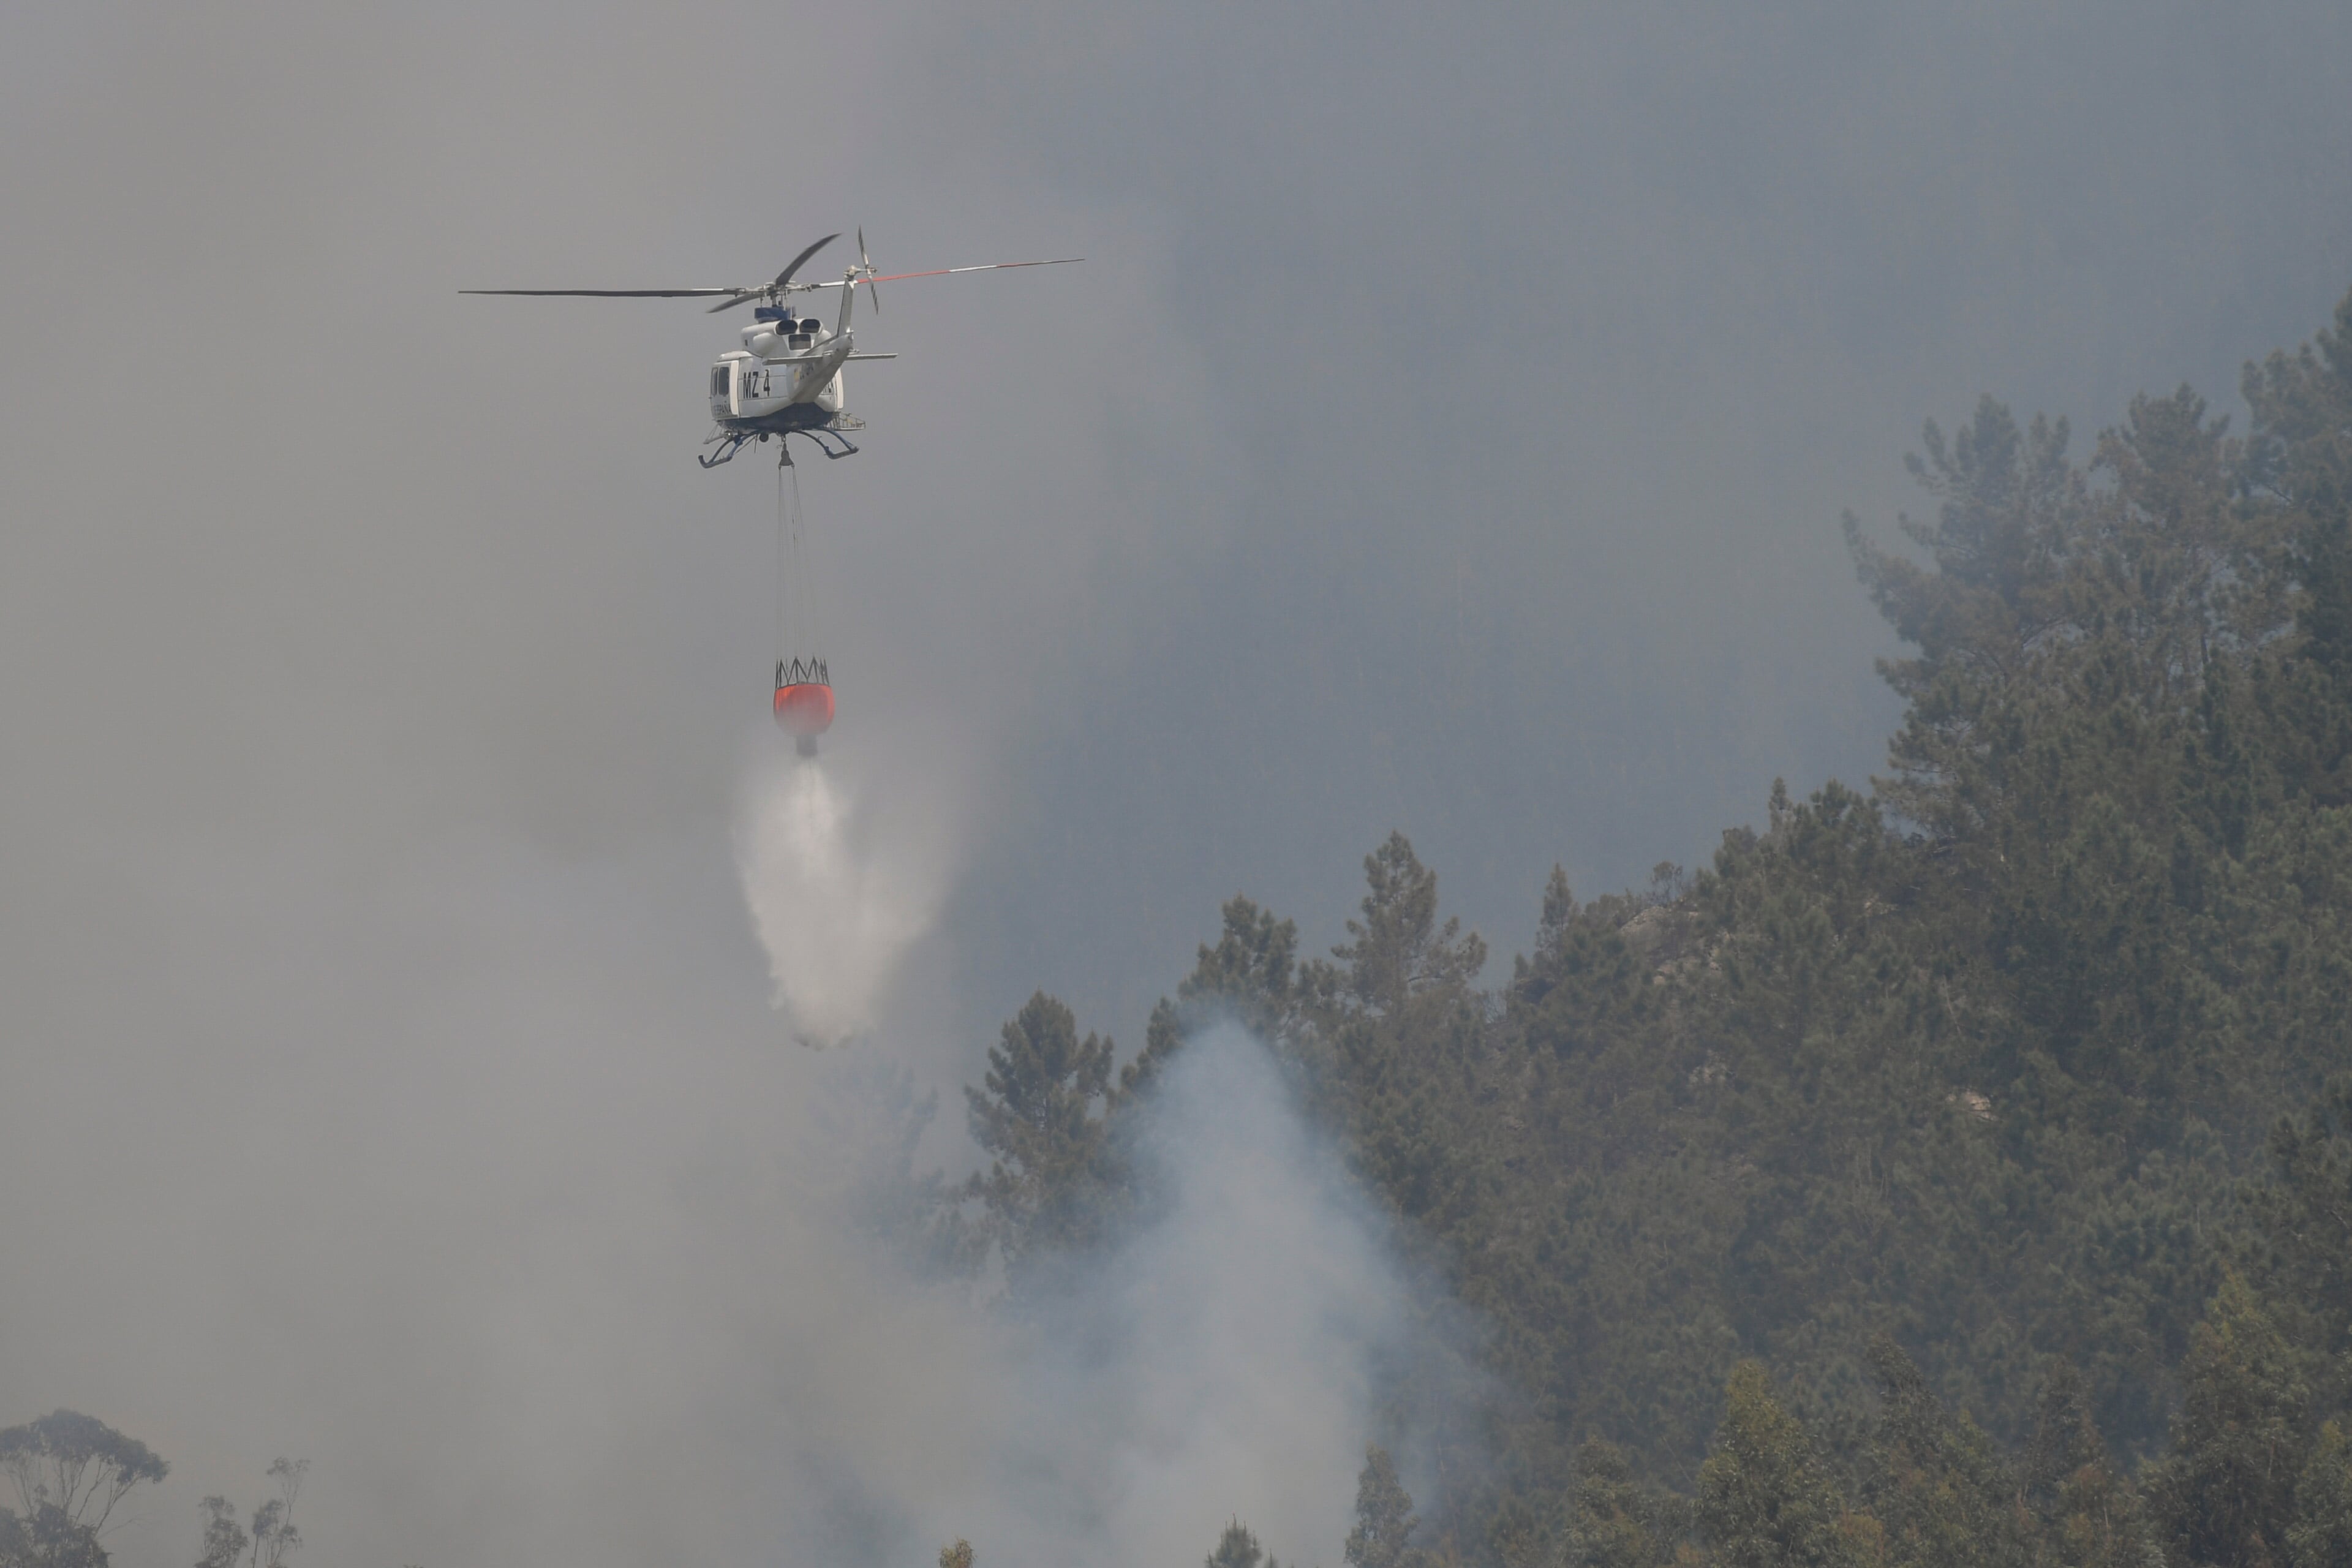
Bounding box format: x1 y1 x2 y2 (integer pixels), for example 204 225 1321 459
2287 1423 2352 1568
1332 834 1486 1017
1347 1447 1427 1568
1209 1520 1267 1568
1698 1362 1872 1568
2021 1363 2155 1568
2240 1078 2352 1392
1567 1439 1683 1568
962 992 1116 1269
1858 1337 2030 1568
2147 1275 2312 1568
1122 896 1304 1100
2241 283 2352 801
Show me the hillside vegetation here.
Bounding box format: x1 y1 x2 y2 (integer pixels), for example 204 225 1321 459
957 285 2352 1568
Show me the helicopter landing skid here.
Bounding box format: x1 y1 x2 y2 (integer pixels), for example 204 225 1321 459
698 432 756 469
777 428 860 464
698 427 861 469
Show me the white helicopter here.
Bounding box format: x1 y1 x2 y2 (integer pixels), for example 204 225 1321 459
464 232 1080 466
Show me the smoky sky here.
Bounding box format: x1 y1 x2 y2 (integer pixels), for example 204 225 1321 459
2 4 2350 1567
943 1 2352 1031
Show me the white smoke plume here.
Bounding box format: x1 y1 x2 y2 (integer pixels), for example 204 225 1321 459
1020 1023 1431 1563
736 755 946 1046
782 1022 1446 1568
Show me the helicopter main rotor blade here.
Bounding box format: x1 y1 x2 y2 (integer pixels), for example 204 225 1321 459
468 251 1079 307
775 233 840 290
461 287 758 298
800 257 1085 289
706 234 842 315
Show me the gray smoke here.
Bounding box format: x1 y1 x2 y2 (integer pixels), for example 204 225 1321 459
790 1023 1436 1567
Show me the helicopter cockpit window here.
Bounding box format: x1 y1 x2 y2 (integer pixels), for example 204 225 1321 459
711 366 728 399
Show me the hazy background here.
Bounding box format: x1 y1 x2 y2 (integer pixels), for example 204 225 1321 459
2 3 2349 1566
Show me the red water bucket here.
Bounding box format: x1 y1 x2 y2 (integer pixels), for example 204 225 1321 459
772 682 835 737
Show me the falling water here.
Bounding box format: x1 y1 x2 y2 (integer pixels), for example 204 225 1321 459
736 758 940 1047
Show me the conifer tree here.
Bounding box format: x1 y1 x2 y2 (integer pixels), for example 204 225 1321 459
1347 1447 1427 1568
2287 1423 2352 1568
1209 1519 1267 1568
2239 284 2352 800
1698 1362 1871 1568
2021 1363 2155 1568
963 992 1115 1267
2241 1078 2352 1392
1122 896 1304 1100
1859 1337 2030 1568
1332 834 1485 1017
1567 1439 1683 1568
2148 1275 2311 1568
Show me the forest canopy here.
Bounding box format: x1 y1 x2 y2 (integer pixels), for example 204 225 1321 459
952 284 2352 1568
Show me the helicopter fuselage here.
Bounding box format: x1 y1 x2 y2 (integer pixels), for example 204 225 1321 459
710 312 882 439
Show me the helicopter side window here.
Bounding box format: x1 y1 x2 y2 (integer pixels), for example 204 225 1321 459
711 366 727 399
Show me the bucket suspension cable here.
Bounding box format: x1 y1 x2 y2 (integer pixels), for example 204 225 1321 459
774 461 824 675
773 459 783 665
770 460 835 755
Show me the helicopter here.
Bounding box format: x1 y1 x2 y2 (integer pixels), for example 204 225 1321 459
464 231 1081 466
